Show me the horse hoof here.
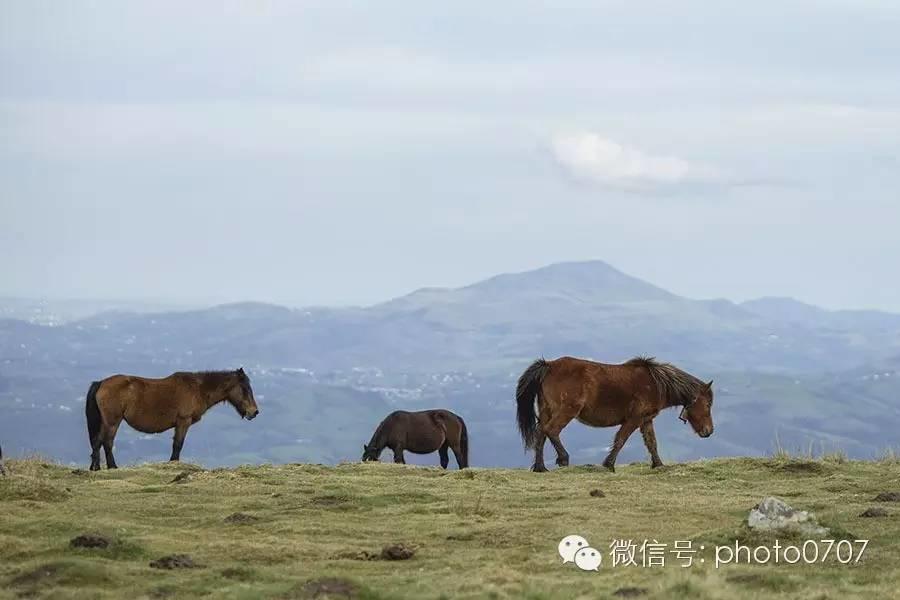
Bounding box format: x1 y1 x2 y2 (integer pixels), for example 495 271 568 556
602 463 616 473
532 465 548 473
556 458 570 467
651 462 664 469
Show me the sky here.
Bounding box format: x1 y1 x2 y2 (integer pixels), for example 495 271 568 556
2 1 900 311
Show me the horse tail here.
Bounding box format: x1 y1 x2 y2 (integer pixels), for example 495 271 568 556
457 415 469 469
516 358 550 449
85 380 103 447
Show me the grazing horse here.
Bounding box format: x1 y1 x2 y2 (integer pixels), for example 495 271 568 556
516 356 714 472
362 409 469 469
85 368 259 471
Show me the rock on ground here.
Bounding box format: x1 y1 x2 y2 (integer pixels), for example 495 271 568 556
381 544 415 560
70 534 110 549
874 492 900 502
224 512 259 524
748 496 829 536
149 554 201 569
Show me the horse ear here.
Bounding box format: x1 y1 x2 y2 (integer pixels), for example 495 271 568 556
707 380 714 389
238 367 245 375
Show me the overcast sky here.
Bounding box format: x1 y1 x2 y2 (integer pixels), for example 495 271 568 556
2 1 900 311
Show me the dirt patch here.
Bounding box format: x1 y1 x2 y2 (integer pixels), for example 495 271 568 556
589 489 606 498
777 461 825 475
293 577 360 599
70 534 110 549
10 563 65 588
170 472 192 484
860 507 889 518
331 550 378 561
221 567 256 581
446 532 475 541
149 554 202 569
612 587 647 598
148 586 177 599
381 543 415 560
69 469 88 476
728 573 768 585
224 512 259 524
309 494 351 507
874 492 900 502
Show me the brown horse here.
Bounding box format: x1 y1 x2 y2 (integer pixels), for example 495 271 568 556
85 368 259 470
516 356 714 472
362 409 469 469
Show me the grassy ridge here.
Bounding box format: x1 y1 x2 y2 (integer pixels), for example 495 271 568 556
1 457 899 599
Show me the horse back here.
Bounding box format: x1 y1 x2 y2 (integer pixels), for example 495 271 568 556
95 373 200 433
543 357 658 424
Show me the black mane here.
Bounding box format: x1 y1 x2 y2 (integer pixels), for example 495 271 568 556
627 356 705 407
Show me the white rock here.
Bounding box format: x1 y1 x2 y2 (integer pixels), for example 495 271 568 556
748 496 829 535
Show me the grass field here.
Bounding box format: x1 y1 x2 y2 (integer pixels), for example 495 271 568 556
2 456 899 599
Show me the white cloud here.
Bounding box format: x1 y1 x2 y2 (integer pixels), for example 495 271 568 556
550 132 722 192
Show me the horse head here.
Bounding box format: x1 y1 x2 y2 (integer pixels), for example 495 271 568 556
226 367 260 420
679 380 714 438
361 444 380 462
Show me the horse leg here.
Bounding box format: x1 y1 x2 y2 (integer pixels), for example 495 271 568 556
543 406 578 467
101 421 121 469
602 419 641 473
392 446 405 464
640 420 664 468
531 430 548 472
170 418 190 462
90 431 103 471
447 439 468 470
439 443 450 469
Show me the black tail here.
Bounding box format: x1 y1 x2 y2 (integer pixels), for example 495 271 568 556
85 380 103 448
516 359 550 449
457 415 469 469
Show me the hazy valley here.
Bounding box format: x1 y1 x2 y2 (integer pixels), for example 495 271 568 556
2 261 899 468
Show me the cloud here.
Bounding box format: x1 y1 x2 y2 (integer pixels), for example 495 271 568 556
549 132 723 192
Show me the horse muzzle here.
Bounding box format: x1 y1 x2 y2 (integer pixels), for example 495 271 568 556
246 409 259 420
699 427 713 438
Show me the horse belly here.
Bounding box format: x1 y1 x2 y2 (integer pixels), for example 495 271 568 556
575 403 628 428
123 404 177 434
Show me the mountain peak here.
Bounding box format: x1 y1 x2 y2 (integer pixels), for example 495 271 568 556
463 260 677 303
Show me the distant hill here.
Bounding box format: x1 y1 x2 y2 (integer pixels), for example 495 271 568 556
1 261 899 466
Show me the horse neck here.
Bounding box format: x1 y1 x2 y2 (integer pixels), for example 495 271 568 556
198 375 234 410
368 424 388 450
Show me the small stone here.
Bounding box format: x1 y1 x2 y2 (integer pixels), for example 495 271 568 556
70 534 110 549
612 588 648 598
149 554 200 569
381 544 415 560
224 512 259 524
860 507 889 518
589 489 605 498
873 492 900 502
